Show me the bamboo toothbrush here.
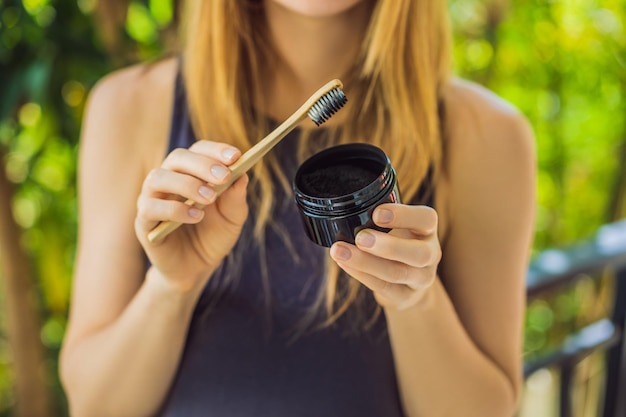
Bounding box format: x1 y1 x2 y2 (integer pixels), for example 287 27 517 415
148 78 347 243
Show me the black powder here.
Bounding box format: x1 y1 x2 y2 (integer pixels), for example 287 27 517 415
300 161 381 198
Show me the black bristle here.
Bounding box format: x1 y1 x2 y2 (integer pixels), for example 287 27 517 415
307 88 347 126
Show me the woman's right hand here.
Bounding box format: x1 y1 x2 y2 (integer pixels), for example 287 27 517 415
134 140 249 292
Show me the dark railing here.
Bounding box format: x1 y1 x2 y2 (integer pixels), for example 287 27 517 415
525 219 626 417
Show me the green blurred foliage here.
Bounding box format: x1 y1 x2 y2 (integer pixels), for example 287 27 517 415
0 0 624 414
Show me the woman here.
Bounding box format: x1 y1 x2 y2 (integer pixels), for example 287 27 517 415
60 0 536 416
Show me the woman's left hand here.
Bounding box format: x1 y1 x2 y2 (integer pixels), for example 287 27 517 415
330 204 442 310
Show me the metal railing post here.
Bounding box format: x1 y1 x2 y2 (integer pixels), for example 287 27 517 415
603 266 626 417
560 364 574 417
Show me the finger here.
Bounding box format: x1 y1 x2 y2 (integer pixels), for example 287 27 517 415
354 229 441 268
372 204 438 237
188 140 241 165
162 148 233 185
331 255 414 301
136 196 204 232
143 168 217 204
330 242 432 289
215 174 249 227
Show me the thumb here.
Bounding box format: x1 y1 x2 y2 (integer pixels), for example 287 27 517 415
215 174 249 227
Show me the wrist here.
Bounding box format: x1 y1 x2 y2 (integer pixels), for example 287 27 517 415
145 266 207 306
383 281 437 316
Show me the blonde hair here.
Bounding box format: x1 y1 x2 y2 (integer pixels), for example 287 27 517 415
181 0 451 326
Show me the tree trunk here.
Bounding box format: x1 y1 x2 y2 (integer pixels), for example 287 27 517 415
0 150 53 417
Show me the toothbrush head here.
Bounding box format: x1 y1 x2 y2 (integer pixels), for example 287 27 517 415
307 86 348 127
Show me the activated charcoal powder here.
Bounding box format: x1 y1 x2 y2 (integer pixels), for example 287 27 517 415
299 161 380 198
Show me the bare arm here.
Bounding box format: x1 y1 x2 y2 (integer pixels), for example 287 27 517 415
330 81 535 416
60 61 249 417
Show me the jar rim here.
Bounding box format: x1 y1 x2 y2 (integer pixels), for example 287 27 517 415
293 143 395 215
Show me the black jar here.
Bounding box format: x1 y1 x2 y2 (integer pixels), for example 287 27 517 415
293 143 401 247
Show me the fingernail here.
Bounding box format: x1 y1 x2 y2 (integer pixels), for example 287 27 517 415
222 147 239 161
375 208 393 224
356 232 375 248
198 185 215 200
332 245 352 261
211 165 230 181
189 207 203 218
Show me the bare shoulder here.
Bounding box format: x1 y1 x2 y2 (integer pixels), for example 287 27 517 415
82 57 178 166
442 78 535 163
437 78 536 238
88 56 178 115
77 55 179 242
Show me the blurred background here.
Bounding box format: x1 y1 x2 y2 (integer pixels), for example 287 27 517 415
0 0 625 416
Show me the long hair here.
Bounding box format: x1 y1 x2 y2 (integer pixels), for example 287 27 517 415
180 0 451 325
